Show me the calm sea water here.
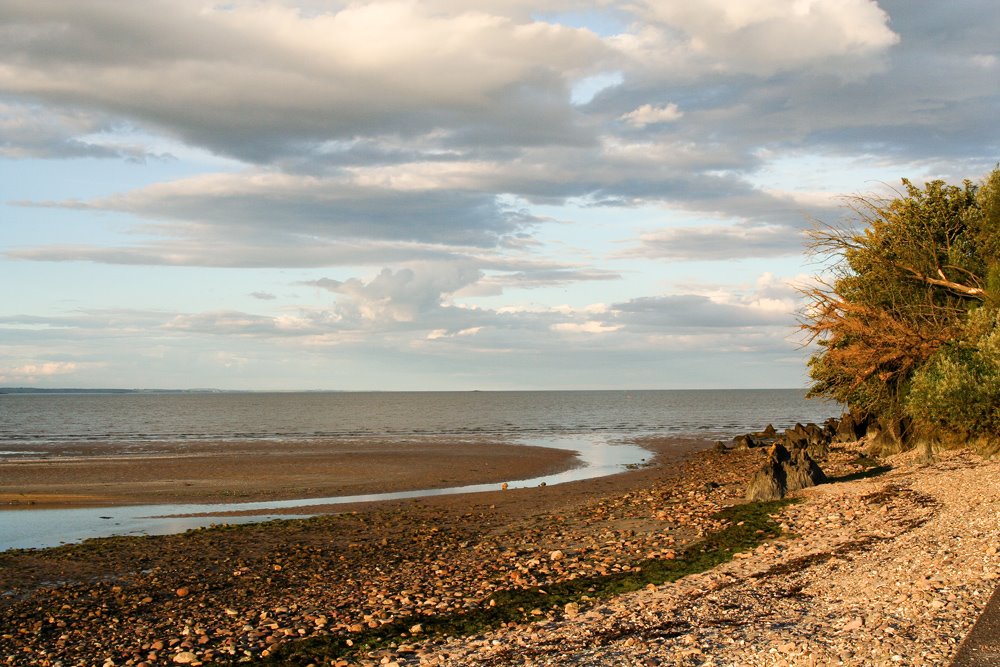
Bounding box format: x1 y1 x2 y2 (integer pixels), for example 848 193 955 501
0 389 838 452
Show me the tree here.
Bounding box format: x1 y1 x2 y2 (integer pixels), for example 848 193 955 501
802 166 1000 455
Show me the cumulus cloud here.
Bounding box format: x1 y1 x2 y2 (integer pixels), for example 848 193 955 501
0 361 79 383
306 264 483 324
0 0 610 161
621 0 899 78
550 320 622 334
619 103 682 127
2 1 998 389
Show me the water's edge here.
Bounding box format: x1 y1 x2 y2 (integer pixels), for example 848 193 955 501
0 435 654 552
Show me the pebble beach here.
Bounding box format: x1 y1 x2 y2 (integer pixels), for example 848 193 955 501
1 437 997 666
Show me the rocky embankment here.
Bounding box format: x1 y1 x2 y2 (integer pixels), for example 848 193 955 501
1 434 997 666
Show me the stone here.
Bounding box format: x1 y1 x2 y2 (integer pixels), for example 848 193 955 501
172 652 198 664
746 456 786 502
783 448 825 492
843 617 864 632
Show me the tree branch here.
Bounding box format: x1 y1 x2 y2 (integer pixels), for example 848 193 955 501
898 265 986 300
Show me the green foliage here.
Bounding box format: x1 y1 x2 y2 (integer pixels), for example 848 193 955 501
906 308 1000 440
804 166 1000 451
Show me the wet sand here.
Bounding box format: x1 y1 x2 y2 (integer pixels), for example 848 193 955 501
0 438 580 508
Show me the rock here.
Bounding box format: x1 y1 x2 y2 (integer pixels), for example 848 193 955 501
783 431 809 449
172 652 198 664
175 587 190 598
806 438 830 460
549 550 564 561
867 416 913 454
835 411 871 443
564 602 580 618
746 456 786 502
409 623 423 634
783 448 826 492
843 617 864 632
767 442 790 463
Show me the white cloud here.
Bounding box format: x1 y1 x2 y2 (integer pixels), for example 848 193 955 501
971 54 998 69
622 223 807 260
2 1 998 390
0 0 610 159
306 264 483 324
0 361 79 383
622 0 899 78
619 103 683 128
551 320 622 334
426 326 482 340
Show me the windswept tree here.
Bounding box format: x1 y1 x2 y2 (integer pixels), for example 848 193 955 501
802 166 1000 455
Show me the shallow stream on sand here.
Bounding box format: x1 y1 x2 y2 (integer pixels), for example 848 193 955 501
0 436 650 551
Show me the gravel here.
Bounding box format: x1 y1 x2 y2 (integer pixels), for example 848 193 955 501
415 448 1000 666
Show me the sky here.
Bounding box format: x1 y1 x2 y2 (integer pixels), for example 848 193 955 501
1 0 998 391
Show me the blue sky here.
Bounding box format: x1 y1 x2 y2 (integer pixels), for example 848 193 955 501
1 0 998 390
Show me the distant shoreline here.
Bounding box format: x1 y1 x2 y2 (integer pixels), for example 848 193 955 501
0 386 812 394
0 387 232 395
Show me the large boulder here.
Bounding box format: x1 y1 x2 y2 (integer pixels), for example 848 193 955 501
745 455 787 502
783 431 809 449
784 448 826 492
746 442 826 501
834 411 871 443
757 423 778 439
866 415 914 455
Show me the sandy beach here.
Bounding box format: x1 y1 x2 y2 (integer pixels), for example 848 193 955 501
0 438 581 508
0 437 997 666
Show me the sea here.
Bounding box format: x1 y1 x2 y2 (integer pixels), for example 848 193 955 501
0 389 838 452
0 389 840 550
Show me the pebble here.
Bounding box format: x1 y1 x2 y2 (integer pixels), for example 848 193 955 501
2 443 995 667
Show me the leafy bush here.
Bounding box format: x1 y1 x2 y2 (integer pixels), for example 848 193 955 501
906 309 1000 445
803 166 1000 454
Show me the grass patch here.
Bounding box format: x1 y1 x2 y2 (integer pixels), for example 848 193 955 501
252 498 795 665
